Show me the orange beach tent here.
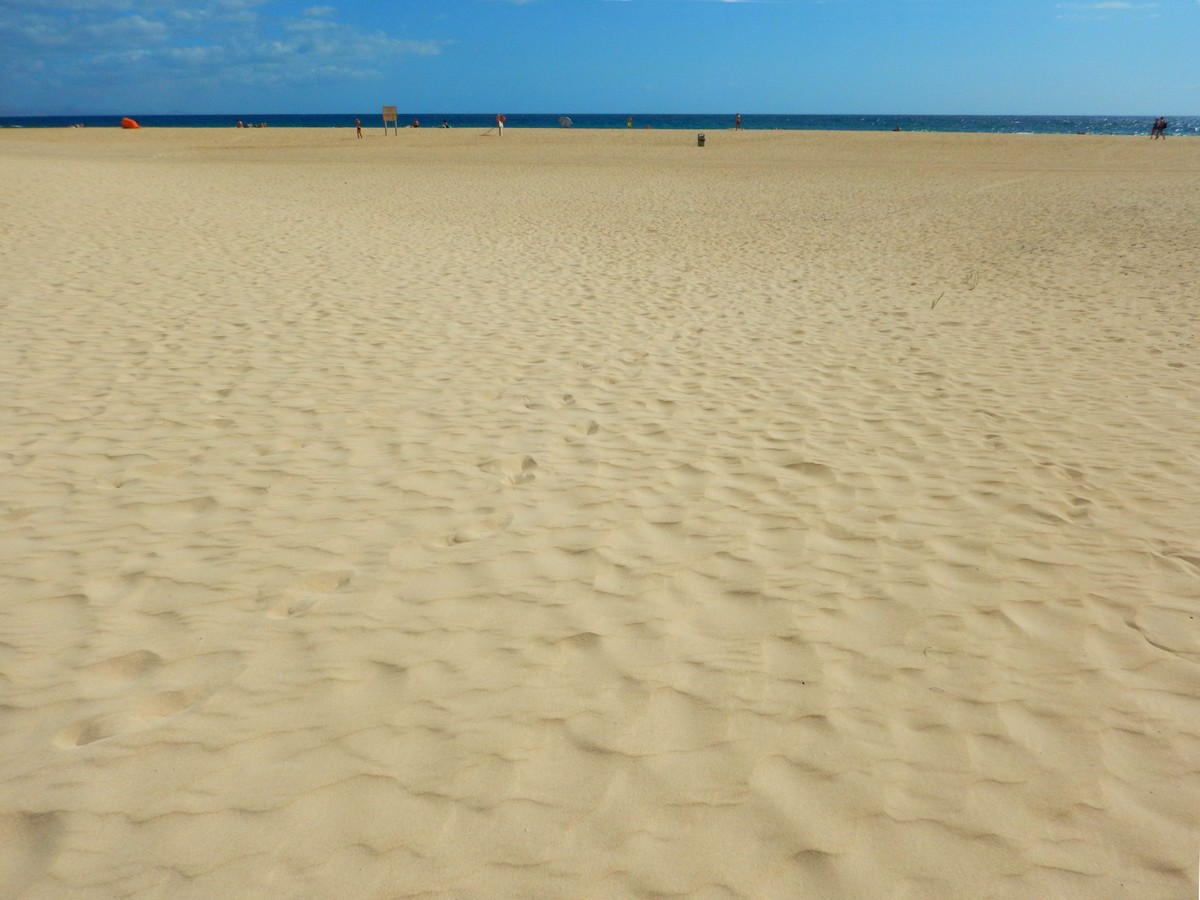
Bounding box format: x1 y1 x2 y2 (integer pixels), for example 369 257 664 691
121 117 140 129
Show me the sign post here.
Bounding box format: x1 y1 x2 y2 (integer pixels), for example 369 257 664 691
382 106 398 135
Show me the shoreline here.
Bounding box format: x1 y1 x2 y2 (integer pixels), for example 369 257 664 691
3 110 1196 138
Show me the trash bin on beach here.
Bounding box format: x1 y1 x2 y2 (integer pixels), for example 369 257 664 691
697 133 705 147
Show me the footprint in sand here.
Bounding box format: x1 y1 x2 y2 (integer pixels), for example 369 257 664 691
567 420 600 442
263 570 353 619
82 649 164 682
782 459 839 485
517 392 578 411
449 513 514 545
53 687 211 748
478 455 538 485
53 648 246 749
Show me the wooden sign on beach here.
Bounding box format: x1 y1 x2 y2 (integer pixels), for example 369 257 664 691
382 106 398 135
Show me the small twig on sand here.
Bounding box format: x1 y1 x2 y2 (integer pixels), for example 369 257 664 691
965 269 980 290
931 291 945 309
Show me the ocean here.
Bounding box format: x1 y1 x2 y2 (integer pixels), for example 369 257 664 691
2 112 1196 136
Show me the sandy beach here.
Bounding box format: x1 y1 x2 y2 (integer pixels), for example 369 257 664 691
1 126 1197 898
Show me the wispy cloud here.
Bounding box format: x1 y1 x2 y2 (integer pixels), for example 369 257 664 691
1055 1 1159 20
0 0 446 112
1057 2 1158 9
598 0 790 3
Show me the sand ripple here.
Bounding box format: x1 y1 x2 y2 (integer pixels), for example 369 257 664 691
1 128 1197 898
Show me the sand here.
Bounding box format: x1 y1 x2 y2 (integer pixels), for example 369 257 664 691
1 125 1197 898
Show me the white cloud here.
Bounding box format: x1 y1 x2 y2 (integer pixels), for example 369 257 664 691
0 1 447 111
1056 2 1158 9
84 14 169 42
1054 1 1160 20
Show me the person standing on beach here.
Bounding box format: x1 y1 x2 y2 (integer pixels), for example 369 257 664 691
496 113 506 136
355 118 362 139
735 113 742 130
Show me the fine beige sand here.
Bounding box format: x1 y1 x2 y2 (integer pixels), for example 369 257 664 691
1 126 1198 898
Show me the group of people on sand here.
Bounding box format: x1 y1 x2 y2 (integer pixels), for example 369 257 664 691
1150 117 1170 139
235 120 267 129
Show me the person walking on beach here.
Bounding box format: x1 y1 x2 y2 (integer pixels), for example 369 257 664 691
355 118 362 139
1152 116 1169 139
734 112 743 131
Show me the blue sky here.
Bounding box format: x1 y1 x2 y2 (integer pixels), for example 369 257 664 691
2 0 1196 116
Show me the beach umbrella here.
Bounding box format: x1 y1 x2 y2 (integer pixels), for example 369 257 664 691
558 116 572 128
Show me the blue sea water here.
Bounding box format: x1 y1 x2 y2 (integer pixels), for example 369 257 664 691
2 112 1197 136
